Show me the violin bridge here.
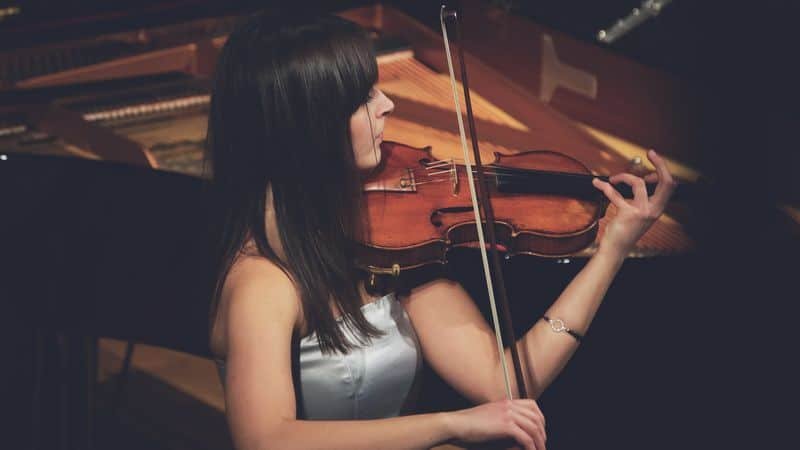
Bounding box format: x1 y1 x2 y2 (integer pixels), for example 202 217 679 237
451 159 459 196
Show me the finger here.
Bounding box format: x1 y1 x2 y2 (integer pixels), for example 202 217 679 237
509 423 537 450
514 408 547 442
511 410 545 450
591 178 629 211
608 173 648 209
515 399 545 428
518 399 547 429
644 172 659 183
646 149 677 207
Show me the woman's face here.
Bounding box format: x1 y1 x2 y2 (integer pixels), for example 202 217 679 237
349 86 394 170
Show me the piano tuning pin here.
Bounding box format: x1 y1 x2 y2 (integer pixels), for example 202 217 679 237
629 155 649 177
136 30 151 44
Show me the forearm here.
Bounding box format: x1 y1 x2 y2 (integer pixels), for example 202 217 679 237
542 246 626 335
253 412 452 450
510 246 626 398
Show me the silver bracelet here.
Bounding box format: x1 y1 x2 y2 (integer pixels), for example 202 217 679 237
542 315 583 342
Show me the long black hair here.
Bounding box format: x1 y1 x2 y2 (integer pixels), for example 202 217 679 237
206 10 382 354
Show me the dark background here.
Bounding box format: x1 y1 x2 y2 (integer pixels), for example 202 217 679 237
3 1 797 449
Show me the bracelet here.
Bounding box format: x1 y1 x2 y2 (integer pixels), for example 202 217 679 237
541 315 583 342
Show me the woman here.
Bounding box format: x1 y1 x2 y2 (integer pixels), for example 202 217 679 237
206 10 676 450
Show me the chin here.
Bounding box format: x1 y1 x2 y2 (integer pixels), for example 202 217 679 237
357 148 382 170
357 160 380 172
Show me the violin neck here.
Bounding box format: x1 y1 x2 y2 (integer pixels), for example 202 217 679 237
493 167 601 200
493 167 693 202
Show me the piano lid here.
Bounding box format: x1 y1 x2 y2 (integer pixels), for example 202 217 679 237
9 1 793 255
0 1 377 89
0 1 380 46
0 1 246 48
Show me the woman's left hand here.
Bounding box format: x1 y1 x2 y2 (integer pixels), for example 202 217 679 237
591 149 677 258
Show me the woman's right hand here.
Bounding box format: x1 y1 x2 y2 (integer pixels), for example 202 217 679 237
445 399 547 450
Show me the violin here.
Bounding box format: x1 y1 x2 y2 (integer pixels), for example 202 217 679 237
358 140 608 292
357 140 676 293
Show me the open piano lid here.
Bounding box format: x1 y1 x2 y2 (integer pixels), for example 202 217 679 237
1 1 702 257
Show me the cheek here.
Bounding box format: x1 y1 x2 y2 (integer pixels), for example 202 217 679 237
349 106 382 169
349 113 362 144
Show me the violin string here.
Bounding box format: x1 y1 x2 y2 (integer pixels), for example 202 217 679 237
424 169 457 177
408 157 640 183
400 173 594 190
403 178 452 186
418 159 598 177
422 160 455 169
407 166 599 182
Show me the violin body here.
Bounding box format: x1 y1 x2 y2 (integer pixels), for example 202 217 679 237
358 141 606 290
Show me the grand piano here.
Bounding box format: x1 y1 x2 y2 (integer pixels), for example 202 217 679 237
3 1 797 449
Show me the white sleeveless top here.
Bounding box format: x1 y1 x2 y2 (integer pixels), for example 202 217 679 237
216 293 422 420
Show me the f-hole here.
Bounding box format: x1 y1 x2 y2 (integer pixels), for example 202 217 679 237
430 206 475 227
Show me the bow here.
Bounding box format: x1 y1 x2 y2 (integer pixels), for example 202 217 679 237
439 1 527 400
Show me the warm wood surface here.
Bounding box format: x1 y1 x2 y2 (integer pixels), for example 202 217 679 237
447 0 701 165
376 53 693 256
97 339 232 449
99 339 225 411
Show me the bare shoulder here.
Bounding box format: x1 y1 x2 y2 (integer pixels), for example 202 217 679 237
210 256 301 359
224 256 297 305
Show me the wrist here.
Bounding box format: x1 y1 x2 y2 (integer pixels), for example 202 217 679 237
438 411 462 442
595 242 628 263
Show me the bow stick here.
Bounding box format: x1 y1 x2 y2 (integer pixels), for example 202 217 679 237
439 2 528 400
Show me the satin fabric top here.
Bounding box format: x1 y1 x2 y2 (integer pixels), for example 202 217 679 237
216 293 422 420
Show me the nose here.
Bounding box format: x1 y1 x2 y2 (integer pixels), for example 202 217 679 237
377 90 394 118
